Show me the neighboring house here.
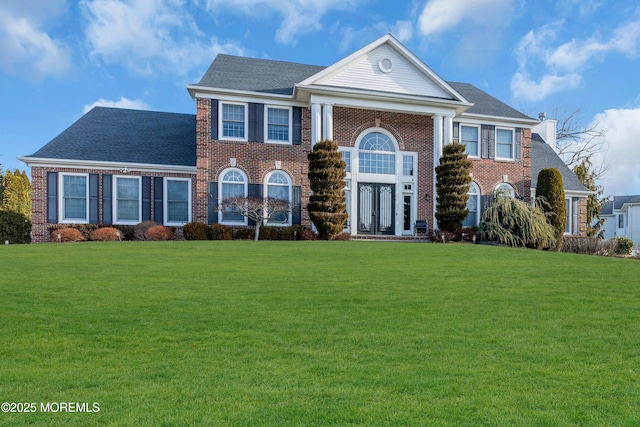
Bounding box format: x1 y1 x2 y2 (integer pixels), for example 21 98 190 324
20 34 589 242
601 196 640 248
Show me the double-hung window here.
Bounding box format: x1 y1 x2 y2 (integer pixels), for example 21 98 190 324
114 176 141 224
463 182 480 227
164 178 191 226
221 103 247 140
265 106 291 144
496 128 514 160
265 171 291 225
60 173 88 223
461 125 479 157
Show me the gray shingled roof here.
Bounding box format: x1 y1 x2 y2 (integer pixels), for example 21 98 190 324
198 54 325 96
447 82 534 120
24 107 196 167
531 133 590 192
601 200 614 215
613 195 640 209
197 55 535 120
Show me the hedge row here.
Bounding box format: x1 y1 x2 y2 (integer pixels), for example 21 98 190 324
48 222 175 242
183 222 316 241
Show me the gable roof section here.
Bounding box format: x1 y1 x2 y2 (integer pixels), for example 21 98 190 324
531 133 590 193
447 82 535 121
197 54 324 96
298 34 467 103
613 195 640 209
22 107 196 167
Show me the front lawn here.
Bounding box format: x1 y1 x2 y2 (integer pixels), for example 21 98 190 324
1 241 639 426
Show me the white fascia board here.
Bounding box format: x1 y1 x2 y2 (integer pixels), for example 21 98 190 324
459 113 540 127
305 87 471 115
187 85 307 107
18 157 197 174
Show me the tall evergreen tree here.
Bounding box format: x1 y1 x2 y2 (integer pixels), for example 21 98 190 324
0 169 32 220
307 140 348 240
573 158 606 239
536 168 565 249
435 142 472 233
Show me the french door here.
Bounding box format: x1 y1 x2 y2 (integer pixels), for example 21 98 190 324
358 183 395 235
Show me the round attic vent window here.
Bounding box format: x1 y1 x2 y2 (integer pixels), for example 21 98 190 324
378 58 392 73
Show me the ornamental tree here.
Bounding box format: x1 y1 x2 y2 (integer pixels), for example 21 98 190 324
307 140 348 240
435 142 472 233
219 196 291 241
0 169 31 221
535 168 566 249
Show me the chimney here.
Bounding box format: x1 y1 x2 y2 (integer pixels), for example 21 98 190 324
532 115 557 152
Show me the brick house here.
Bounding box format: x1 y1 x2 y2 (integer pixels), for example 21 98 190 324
20 34 589 242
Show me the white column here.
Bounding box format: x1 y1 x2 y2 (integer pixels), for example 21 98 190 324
433 114 443 230
322 103 333 141
443 114 453 146
311 103 322 146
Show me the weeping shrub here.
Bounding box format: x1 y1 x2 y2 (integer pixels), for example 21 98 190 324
478 195 557 249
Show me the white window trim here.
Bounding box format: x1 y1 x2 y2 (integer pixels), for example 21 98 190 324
59 172 89 224
218 167 248 226
495 127 515 161
264 170 292 226
402 154 416 177
163 177 192 226
355 128 399 176
113 175 142 225
460 124 481 158
219 102 248 142
264 105 292 145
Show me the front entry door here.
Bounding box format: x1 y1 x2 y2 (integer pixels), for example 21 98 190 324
358 183 395 235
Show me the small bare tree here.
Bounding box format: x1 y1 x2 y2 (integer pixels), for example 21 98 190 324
219 196 291 241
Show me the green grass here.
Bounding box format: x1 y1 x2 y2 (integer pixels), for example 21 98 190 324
1 241 639 426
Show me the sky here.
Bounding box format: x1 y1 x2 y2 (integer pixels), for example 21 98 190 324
1 0 639 197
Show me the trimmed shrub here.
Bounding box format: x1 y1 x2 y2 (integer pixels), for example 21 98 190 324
458 227 478 243
536 168 566 249
331 232 351 241
183 222 210 240
51 228 85 243
298 228 317 241
259 226 279 240
210 224 232 240
561 237 602 255
281 225 304 240
614 236 634 256
145 225 174 241
48 224 135 241
134 221 159 240
91 227 122 241
234 228 255 240
0 210 31 244
435 142 472 233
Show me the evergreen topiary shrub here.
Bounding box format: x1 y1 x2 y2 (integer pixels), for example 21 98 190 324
614 236 634 256
91 227 122 241
145 225 174 241
183 222 210 240
51 228 85 243
0 210 31 244
536 168 566 249
435 142 472 233
210 224 232 240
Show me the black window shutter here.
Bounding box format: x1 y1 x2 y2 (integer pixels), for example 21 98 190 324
208 182 218 224
142 176 151 221
211 99 219 140
292 107 302 145
292 186 302 225
515 128 522 161
154 177 163 224
481 125 489 158
47 172 58 224
102 174 112 224
89 174 99 224
247 183 262 226
249 103 264 142
452 122 460 143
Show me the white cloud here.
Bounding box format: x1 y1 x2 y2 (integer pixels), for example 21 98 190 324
393 20 413 43
417 0 511 37
83 97 150 113
0 1 72 79
204 0 360 45
588 108 640 196
81 0 244 76
511 15 640 102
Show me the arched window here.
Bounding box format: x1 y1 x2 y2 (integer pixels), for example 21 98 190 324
265 171 292 225
358 131 396 174
463 182 480 227
220 169 247 223
495 182 515 198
